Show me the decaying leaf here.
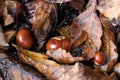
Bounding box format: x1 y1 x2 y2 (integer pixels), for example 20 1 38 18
74 0 102 51
95 17 118 73
13 45 118 80
46 48 84 64
0 50 47 80
0 25 9 49
58 27 88 49
58 0 102 60
97 0 120 21
26 0 57 50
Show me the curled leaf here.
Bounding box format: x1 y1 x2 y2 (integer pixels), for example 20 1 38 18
74 0 102 51
13 44 118 80
95 17 118 73
59 0 102 60
46 48 84 64
26 0 57 50
74 0 102 60
12 44 49 61
58 27 88 49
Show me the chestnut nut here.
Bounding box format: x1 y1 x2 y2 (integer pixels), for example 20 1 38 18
94 51 106 65
16 28 33 49
46 36 71 50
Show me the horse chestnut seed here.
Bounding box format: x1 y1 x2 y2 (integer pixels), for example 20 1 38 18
16 28 33 49
94 51 106 65
46 36 71 50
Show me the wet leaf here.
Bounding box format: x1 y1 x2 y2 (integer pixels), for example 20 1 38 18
97 0 120 21
95 17 118 73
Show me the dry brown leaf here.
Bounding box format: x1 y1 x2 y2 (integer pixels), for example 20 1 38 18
25 0 57 50
58 0 102 60
74 0 102 51
74 0 102 60
95 17 118 73
0 25 9 48
13 44 119 80
46 48 84 64
97 0 120 21
58 27 88 49
3 6 14 26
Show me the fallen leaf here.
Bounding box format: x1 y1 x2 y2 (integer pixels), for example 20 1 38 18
97 0 120 21
3 6 14 26
59 0 102 60
74 0 102 51
25 0 57 50
46 48 84 64
13 44 118 80
95 17 118 73
0 25 9 48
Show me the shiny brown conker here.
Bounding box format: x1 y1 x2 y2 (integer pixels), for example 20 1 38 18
46 36 71 50
94 51 106 65
16 28 33 49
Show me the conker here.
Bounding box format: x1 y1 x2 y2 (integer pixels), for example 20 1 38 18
16 28 33 49
46 36 71 50
94 51 106 65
